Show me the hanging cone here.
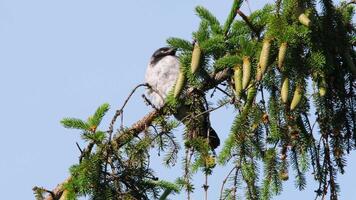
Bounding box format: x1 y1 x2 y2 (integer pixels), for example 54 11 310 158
281 77 289 103
242 56 251 89
298 13 311 27
246 83 257 107
191 42 202 74
318 77 327 97
234 65 243 99
174 70 186 98
278 42 288 70
290 85 302 110
256 38 271 81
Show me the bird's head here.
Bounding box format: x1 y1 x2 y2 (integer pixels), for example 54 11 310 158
150 47 177 65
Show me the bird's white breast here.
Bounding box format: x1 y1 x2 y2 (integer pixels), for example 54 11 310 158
145 55 180 108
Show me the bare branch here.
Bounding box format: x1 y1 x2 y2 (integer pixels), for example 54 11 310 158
108 83 149 137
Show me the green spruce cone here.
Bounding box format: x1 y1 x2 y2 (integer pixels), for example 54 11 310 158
278 42 288 70
234 64 243 99
242 56 251 90
319 87 326 97
246 83 257 107
241 84 257 118
298 13 311 27
290 85 302 111
191 42 202 74
174 70 186 98
256 38 271 81
281 77 289 103
318 77 327 97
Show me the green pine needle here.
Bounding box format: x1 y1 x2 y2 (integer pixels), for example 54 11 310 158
61 118 90 130
167 37 193 51
223 0 243 35
214 55 241 71
88 103 110 127
195 6 222 34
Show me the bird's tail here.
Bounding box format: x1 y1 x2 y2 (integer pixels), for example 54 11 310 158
207 127 220 150
174 104 220 149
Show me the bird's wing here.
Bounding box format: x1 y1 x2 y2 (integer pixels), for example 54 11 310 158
145 55 180 108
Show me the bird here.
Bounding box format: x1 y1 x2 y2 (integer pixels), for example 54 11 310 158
145 47 220 149
145 47 179 108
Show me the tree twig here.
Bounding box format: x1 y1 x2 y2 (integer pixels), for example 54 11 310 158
79 142 95 163
75 142 83 154
104 83 148 184
219 166 237 200
108 83 149 136
236 9 260 38
142 94 158 110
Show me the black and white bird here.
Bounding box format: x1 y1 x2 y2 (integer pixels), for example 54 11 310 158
145 47 220 149
145 47 179 108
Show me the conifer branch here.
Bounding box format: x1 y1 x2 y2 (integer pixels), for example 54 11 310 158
219 165 238 200
184 147 194 200
232 165 239 200
104 83 149 185
40 67 232 200
37 0 356 199
236 9 260 38
223 0 243 36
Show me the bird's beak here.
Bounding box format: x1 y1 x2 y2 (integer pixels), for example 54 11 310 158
168 48 177 55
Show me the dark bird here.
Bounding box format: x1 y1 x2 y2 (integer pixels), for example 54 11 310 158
145 47 220 149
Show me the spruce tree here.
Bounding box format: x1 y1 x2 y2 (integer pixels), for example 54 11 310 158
34 0 355 199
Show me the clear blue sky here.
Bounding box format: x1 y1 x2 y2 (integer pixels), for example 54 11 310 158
0 0 354 199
